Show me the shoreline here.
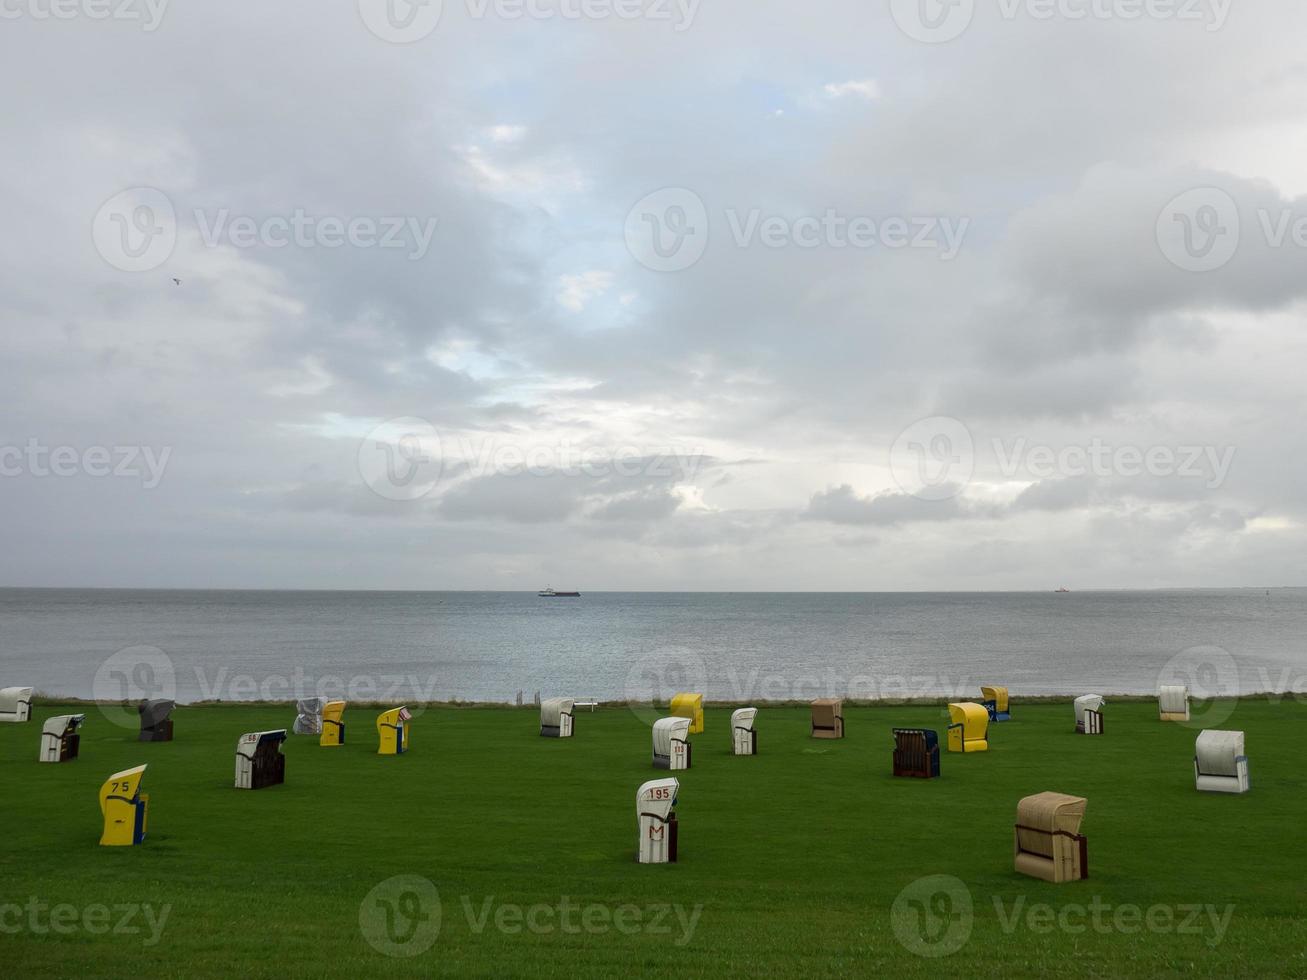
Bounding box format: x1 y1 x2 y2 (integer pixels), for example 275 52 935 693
21 693 1304 710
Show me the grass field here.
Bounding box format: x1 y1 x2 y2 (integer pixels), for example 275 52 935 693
2 698 1305 978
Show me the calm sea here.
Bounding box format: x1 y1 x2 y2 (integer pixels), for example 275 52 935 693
1 588 1305 704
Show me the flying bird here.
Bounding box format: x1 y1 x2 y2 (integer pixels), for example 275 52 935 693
172 278 182 285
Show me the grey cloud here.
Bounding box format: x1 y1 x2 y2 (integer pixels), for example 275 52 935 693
803 485 966 526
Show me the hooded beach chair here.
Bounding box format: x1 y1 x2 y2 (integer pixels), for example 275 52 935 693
1014 792 1088 883
1158 685 1190 721
670 692 704 734
810 698 844 739
540 697 574 738
946 702 989 753
1194 730 1250 794
138 699 175 741
0 686 33 723
731 707 758 756
235 729 288 789
637 777 679 864
377 706 412 755
1074 695 1105 735
652 716 692 770
893 728 941 778
99 764 149 846
293 697 326 735
981 686 1011 722
39 713 85 763
320 700 346 746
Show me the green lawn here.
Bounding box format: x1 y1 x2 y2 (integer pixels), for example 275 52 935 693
2 699 1305 978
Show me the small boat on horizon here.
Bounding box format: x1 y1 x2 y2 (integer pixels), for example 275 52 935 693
1055 587 1071 593
538 586 581 597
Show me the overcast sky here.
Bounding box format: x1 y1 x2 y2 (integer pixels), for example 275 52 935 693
2 0 1305 590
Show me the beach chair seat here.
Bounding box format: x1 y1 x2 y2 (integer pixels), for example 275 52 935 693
39 713 85 763
731 707 757 756
981 686 1011 722
1194 730 1249 794
1014 791 1088 883
235 730 288 789
670 692 704 734
652 716 692 770
0 686 33 723
99 765 149 846
377 706 412 755
1074 695 1105 734
893 728 940 778
320 700 346 746
1158 685 1189 721
810 698 844 739
947 702 989 753
540 697 575 738
138 699 175 742
293 697 326 735
637 777 679 864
